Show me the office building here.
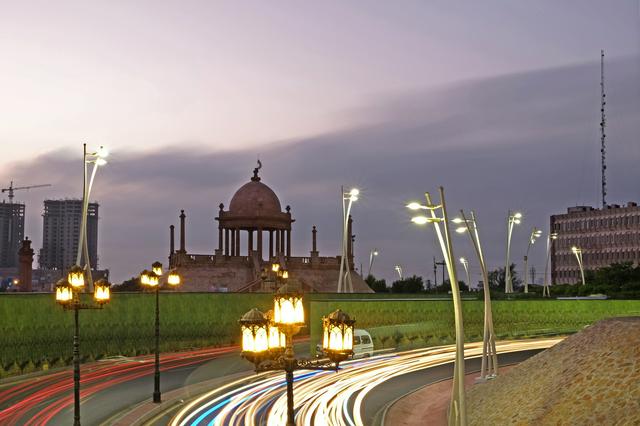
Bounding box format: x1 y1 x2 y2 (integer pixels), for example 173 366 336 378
0 202 25 268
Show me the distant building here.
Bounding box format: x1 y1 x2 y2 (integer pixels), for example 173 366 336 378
550 202 640 284
170 165 372 293
0 202 25 268
39 199 99 271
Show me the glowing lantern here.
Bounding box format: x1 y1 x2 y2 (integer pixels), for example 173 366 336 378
239 308 270 365
167 269 181 286
265 310 286 353
93 279 111 304
322 309 355 363
55 279 73 305
152 261 163 276
67 265 85 289
139 270 151 286
273 282 304 326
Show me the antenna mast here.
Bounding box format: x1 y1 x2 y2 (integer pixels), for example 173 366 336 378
600 49 607 208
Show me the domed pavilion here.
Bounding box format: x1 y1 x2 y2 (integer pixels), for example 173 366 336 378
168 163 372 293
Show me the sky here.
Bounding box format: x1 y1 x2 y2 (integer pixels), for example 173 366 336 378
1 1 639 285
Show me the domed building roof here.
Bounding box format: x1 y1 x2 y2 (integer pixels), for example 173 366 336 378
229 179 282 216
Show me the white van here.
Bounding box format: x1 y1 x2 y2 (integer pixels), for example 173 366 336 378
316 329 374 359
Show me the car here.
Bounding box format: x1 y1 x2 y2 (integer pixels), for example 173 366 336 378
316 329 374 359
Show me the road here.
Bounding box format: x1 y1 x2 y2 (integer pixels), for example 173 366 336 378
169 338 562 426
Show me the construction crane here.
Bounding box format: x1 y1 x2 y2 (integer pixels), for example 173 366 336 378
2 181 52 203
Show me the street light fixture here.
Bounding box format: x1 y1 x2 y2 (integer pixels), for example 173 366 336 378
240 264 355 426
55 269 111 426
571 246 586 286
452 210 498 381
523 227 542 293
338 187 359 293
542 232 558 297
367 248 379 277
459 257 470 289
394 264 404 280
505 211 522 293
407 188 467 426
139 262 182 403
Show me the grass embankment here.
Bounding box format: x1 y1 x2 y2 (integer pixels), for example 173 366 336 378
308 299 640 352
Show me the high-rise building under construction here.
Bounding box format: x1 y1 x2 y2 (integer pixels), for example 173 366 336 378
0 201 25 268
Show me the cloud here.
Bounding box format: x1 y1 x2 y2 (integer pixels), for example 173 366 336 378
3 56 639 285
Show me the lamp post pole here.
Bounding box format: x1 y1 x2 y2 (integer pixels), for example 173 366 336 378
367 249 378 277
73 305 80 426
338 187 358 292
543 232 557 297
504 211 522 293
459 258 470 289
523 227 541 294
572 247 585 286
153 285 161 403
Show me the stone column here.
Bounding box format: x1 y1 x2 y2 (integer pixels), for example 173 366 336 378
18 238 34 292
248 230 254 254
269 230 274 259
169 225 175 255
280 230 285 257
225 228 230 256
275 230 280 256
230 229 235 256
235 228 241 256
312 225 317 253
218 204 224 252
286 229 291 258
179 210 186 253
257 228 263 260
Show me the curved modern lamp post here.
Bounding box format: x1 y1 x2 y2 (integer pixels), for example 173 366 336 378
523 227 542 293
76 144 108 291
407 187 466 426
394 264 403 280
571 246 586 286
504 211 522 293
542 232 558 297
55 269 111 426
140 263 181 403
241 264 355 426
367 248 379 277
453 210 498 381
459 257 470 289
338 187 359 293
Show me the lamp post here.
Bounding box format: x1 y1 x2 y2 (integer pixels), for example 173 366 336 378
459 258 470 289
571 246 586 286
367 248 379 277
140 262 182 403
407 187 466 426
338 187 359 293
523 227 542 293
542 232 558 297
76 144 108 291
241 265 354 426
394 264 403 280
55 268 111 426
505 211 522 293
453 211 498 381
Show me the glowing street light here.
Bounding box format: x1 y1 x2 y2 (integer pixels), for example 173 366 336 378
338 187 359 293
452 210 498 381
542 232 558 297
139 262 182 403
367 248 379 277
571 246 586 286
459 257 471 289
523 227 542 293
394 264 404 280
505 211 522 293
407 188 467 425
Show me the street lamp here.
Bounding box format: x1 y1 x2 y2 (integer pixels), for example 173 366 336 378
407 187 467 426
55 269 111 426
571 246 586 286
542 232 558 297
523 227 542 293
367 248 379 277
459 258 470 289
394 264 404 280
338 187 359 293
505 211 522 293
140 262 182 403
452 211 498 381
75 144 108 292
241 265 354 426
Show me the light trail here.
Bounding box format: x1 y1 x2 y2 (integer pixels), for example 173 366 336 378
171 338 562 426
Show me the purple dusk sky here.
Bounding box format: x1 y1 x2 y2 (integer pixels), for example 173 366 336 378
1 1 639 284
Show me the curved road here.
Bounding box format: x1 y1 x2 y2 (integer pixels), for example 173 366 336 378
169 338 562 426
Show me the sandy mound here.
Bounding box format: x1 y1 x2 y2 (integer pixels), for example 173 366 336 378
467 317 640 425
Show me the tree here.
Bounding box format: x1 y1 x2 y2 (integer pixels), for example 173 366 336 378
434 279 469 293
391 275 424 293
365 274 388 293
112 277 142 292
488 264 521 291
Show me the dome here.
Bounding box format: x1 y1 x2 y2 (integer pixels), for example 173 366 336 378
229 179 282 216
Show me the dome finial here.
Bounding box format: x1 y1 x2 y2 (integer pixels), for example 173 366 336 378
252 159 262 182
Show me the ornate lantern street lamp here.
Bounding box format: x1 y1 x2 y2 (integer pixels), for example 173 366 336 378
240 265 355 426
54 268 111 426
139 262 182 403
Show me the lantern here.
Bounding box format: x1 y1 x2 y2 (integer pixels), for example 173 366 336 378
167 269 181 286
322 309 355 363
265 310 286 353
93 279 111 304
67 265 85 290
147 272 160 287
140 270 151 286
239 308 270 364
55 279 73 305
152 261 163 276
273 282 304 327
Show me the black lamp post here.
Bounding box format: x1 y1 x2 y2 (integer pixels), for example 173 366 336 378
240 265 355 426
140 262 181 403
55 266 111 426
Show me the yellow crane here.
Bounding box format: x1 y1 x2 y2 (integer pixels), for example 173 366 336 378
1 181 52 203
